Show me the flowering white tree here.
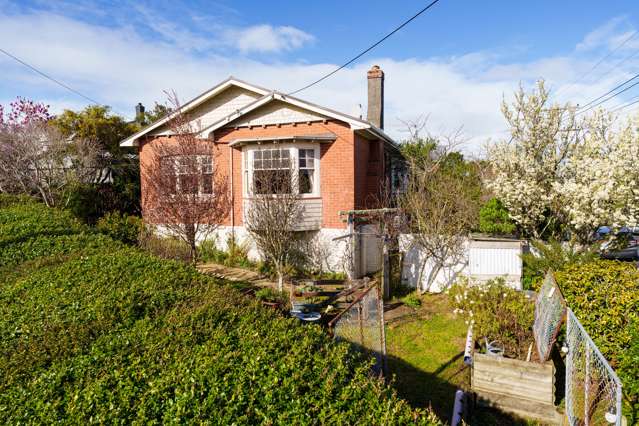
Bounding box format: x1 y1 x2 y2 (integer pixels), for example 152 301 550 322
555 111 639 240
487 82 639 242
486 81 580 239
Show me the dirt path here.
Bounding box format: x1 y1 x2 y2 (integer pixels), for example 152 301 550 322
197 262 277 288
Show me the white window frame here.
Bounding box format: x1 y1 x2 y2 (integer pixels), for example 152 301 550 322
242 142 321 198
164 154 214 196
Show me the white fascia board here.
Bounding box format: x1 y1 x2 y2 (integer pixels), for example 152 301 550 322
119 78 270 147
199 92 371 138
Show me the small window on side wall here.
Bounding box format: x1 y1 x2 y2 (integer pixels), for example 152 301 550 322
298 149 315 194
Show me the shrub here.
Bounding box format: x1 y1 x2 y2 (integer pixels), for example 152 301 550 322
199 235 254 268
555 260 639 421
96 211 142 245
0 201 441 425
0 193 35 208
139 232 191 262
255 287 289 305
402 292 422 309
521 239 597 290
0 202 86 247
448 278 534 360
478 198 517 235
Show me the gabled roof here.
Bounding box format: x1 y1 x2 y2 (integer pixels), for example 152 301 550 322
197 91 371 136
120 77 398 148
120 77 270 147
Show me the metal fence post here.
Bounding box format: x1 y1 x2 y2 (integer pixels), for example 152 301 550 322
377 283 387 377
585 343 590 426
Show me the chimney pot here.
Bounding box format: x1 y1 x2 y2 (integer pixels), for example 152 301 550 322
367 65 384 129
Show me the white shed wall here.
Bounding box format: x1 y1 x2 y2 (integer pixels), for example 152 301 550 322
399 235 524 293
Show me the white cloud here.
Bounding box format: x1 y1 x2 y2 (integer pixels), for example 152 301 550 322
229 25 315 53
0 11 638 156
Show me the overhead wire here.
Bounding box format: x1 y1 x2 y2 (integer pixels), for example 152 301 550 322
0 47 103 106
287 0 442 95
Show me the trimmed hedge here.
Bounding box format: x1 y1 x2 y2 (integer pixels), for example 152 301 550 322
0 202 440 424
556 260 639 422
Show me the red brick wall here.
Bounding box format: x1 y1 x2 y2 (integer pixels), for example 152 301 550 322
353 134 384 209
137 122 393 229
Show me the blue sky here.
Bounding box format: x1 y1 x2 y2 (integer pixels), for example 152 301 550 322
1 0 638 151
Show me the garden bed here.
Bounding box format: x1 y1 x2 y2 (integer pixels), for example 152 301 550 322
471 352 560 424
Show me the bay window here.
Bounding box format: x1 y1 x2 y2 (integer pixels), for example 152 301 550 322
244 144 319 197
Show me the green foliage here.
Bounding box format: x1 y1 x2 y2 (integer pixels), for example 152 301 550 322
448 278 534 359
521 239 597 290
51 105 138 153
53 105 141 219
255 287 289 305
399 137 438 165
140 233 192 262
479 198 517 235
96 211 143 245
402 292 422 309
199 235 254 268
0 201 441 424
555 260 639 420
0 202 86 247
0 193 36 208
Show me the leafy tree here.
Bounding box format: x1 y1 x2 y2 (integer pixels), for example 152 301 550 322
142 102 171 125
0 98 99 207
52 105 140 218
479 198 516 235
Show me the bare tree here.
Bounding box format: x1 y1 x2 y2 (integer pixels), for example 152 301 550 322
0 119 99 207
400 126 480 292
140 92 231 263
244 163 305 292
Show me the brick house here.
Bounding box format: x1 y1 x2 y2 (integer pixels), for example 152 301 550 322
121 66 404 274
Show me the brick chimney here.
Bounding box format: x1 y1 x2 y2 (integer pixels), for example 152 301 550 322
135 102 145 123
367 65 384 129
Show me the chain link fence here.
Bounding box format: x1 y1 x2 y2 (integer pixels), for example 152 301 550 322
533 271 567 361
329 283 386 375
566 308 623 426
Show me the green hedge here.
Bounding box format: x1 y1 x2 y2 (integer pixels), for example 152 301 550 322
0 202 440 424
556 260 639 422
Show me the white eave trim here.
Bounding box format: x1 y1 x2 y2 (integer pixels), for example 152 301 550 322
119 78 270 147
228 133 337 147
199 91 371 138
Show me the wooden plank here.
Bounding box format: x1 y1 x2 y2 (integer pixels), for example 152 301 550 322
473 364 554 383
474 353 553 373
473 382 553 404
473 369 553 388
475 390 562 425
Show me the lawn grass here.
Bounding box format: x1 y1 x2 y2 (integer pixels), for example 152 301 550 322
385 292 542 426
385 293 468 422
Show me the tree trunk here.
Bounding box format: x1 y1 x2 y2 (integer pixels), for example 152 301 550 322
276 271 284 292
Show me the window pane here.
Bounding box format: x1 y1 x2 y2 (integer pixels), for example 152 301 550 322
253 169 291 194
180 174 198 194
201 174 213 194
299 158 306 168
299 169 313 194
200 156 213 174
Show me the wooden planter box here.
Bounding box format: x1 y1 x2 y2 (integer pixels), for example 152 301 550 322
472 352 562 424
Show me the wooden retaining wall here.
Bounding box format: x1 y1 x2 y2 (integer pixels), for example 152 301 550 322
472 352 562 424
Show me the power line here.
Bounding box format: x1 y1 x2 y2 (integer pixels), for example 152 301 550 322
0 46 102 106
577 74 639 115
553 30 638 100
609 95 639 113
287 0 442 96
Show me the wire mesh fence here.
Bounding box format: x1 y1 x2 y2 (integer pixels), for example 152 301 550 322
566 308 623 426
329 283 386 375
533 271 567 361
